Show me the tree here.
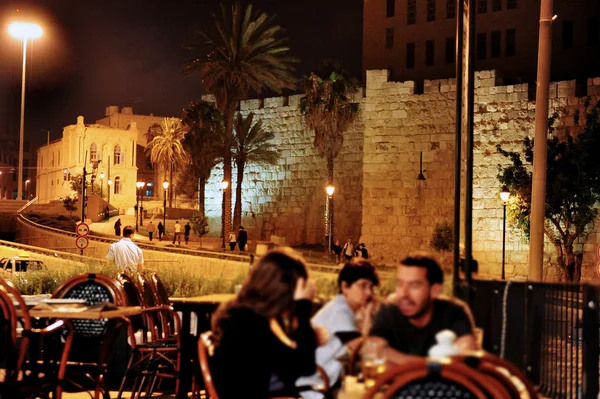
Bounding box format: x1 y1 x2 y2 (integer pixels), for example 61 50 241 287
299 61 360 184
181 100 224 218
146 117 189 207
190 211 210 247
69 174 101 199
63 196 77 217
232 112 279 230
184 2 296 241
497 100 600 281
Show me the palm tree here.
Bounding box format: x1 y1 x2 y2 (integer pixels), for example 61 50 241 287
145 117 188 207
232 112 279 230
299 61 360 184
184 2 296 241
181 100 224 218
299 61 360 246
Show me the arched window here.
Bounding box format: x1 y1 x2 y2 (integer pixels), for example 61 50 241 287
114 145 122 165
114 176 121 194
90 143 97 162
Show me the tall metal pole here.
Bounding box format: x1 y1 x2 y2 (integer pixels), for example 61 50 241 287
328 195 332 262
17 39 28 200
529 0 554 281
502 202 507 280
107 156 111 204
221 188 226 249
81 158 87 256
140 186 144 227
135 187 139 231
453 0 465 296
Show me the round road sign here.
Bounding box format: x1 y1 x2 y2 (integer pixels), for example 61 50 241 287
76 223 90 237
75 236 89 250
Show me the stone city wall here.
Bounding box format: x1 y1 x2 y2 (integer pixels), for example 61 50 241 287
362 69 600 281
203 95 365 247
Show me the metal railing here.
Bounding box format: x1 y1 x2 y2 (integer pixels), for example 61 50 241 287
17 196 38 213
458 279 599 399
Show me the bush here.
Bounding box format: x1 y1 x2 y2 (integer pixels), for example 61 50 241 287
430 221 453 252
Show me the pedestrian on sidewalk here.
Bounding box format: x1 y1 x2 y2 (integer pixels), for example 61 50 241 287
157 222 164 241
114 219 122 237
184 222 191 245
228 231 237 251
147 221 156 242
172 220 182 245
106 225 143 275
237 226 248 252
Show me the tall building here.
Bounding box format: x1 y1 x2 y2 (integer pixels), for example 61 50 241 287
363 0 600 88
0 137 35 200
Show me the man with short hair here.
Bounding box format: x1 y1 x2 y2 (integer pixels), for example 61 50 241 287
184 222 191 245
370 253 477 364
172 220 182 245
297 259 380 398
106 225 144 274
237 226 248 251
147 221 156 242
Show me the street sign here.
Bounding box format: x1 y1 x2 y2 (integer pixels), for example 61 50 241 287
76 222 90 237
75 236 89 250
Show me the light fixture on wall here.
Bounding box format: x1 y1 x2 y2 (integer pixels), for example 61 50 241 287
418 152 426 180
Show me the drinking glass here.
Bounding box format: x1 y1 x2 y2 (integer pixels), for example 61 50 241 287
361 338 386 388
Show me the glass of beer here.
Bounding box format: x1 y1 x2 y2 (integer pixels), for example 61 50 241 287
361 338 386 388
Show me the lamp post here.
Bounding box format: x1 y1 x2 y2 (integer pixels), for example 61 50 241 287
107 179 112 204
140 182 145 227
325 185 335 262
99 172 104 198
25 179 30 199
220 180 229 249
162 180 169 230
8 22 43 200
500 186 511 280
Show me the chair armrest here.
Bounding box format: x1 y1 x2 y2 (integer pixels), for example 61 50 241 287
141 305 182 340
23 319 69 337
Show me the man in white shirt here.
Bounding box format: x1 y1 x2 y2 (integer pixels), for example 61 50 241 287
172 220 182 245
297 259 379 398
106 225 144 274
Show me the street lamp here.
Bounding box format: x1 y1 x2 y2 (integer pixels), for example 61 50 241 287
162 180 169 230
107 179 112 204
500 186 511 280
25 179 30 199
325 185 335 262
139 181 146 227
9 22 43 200
220 180 229 249
135 181 144 230
99 172 104 198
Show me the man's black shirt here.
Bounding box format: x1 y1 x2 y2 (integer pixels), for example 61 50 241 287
369 298 473 356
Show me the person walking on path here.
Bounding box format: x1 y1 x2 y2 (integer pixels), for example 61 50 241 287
237 226 248 251
172 220 182 245
105 225 144 275
332 240 342 264
228 231 237 251
342 238 353 261
184 222 191 245
104 206 110 221
114 219 122 237
157 222 165 241
359 243 369 259
147 221 156 242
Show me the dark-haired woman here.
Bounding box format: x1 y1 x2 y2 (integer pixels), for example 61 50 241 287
210 248 320 398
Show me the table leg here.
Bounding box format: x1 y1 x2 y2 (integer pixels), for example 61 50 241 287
176 309 192 399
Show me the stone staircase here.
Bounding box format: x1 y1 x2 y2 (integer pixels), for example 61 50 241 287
0 200 28 214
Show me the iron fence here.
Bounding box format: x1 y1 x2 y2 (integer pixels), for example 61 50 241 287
458 279 599 399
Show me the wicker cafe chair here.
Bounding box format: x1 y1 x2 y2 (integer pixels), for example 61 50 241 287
0 280 74 399
117 274 182 399
364 359 497 399
51 273 127 399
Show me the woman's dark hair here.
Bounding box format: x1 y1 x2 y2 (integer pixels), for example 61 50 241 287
338 259 379 293
213 247 308 329
400 253 444 285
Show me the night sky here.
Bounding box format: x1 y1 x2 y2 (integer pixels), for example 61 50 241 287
0 0 363 148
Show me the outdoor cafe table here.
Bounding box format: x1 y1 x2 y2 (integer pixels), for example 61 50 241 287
23 305 143 320
170 294 235 399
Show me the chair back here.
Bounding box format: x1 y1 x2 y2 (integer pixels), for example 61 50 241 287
0 279 32 372
116 273 145 333
150 273 170 305
198 331 220 399
0 285 18 387
52 273 123 339
365 359 492 399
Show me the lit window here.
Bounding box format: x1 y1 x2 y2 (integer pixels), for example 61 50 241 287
114 145 122 165
114 176 121 194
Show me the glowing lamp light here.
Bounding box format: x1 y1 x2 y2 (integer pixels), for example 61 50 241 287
136 181 144 189
8 22 43 39
325 185 335 197
220 180 229 190
107 179 112 185
25 179 30 184
100 172 104 179
500 186 511 203
162 180 169 190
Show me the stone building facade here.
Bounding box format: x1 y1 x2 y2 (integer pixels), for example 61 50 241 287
36 115 139 211
201 69 600 281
